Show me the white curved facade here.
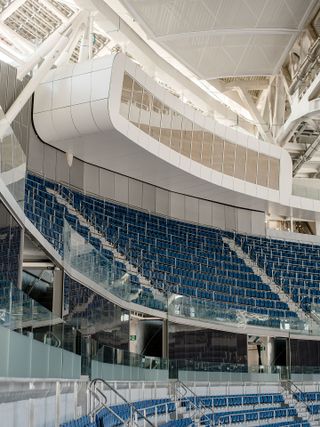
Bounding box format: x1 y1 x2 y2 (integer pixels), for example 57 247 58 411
33 53 314 217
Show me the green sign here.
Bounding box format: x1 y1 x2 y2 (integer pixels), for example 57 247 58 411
130 335 136 341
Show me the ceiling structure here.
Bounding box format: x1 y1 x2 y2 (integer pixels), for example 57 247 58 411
120 0 315 79
0 0 320 181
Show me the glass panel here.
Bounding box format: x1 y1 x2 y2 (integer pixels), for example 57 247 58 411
180 117 193 157
120 74 133 119
120 76 276 189
223 141 236 176
269 158 280 190
170 111 182 152
91 344 168 380
257 153 269 187
149 97 162 141
191 125 203 162
139 89 152 134
0 200 21 285
129 81 143 126
234 145 247 180
63 220 168 312
212 136 224 172
167 293 320 337
160 105 172 146
246 149 258 184
201 131 213 167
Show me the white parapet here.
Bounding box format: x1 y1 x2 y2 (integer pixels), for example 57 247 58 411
33 53 293 211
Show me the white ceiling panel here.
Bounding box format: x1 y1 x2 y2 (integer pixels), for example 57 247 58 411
121 0 317 79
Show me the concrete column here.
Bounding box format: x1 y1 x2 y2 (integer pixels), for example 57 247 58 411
52 268 63 317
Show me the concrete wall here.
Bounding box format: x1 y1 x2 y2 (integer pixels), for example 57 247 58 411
28 128 266 235
0 60 31 155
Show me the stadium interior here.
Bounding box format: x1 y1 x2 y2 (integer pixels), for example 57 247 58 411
1 0 320 426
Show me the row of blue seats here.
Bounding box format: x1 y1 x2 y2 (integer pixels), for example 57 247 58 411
236 233 319 252
60 416 95 427
161 419 194 427
258 422 310 427
181 393 284 408
202 406 297 424
95 399 175 427
294 391 320 401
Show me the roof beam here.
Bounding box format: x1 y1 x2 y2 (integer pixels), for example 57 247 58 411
155 27 299 42
0 0 27 21
0 39 25 64
293 134 320 176
0 21 34 54
236 85 274 144
222 79 269 92
0 13 88 131
17 10 87 79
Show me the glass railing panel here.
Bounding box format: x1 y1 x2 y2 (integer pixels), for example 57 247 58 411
167 293 320 336
63 220 168 311
0 281 84 379
0 107 26 208
0 282 58 331
91 344 169 380
63 220 320 336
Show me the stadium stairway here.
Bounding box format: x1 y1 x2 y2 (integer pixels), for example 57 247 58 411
223 237 309 322
47 188 153 300
281 381 320 427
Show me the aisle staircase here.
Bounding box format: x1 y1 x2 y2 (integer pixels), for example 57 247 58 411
281 380 319 427
48 187 153 294
223 237 311 323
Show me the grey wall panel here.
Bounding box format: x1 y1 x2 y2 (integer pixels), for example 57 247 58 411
0 63 9 111
28 131 44 175
84 163 100 195
225 206 236 231
100 169 115 199
185 196 198 223
69 158 84 189
115 174 128 204
237 209 251 234
170 193 185 220
199 199 212 226
142 183 155 212
251 211 265 236
155 188 169 216
43 144 57 181
5 65 15 111
56 150 70 184
0 61 31 159
129 178 142 208
26 128 268 236
212 203 226 229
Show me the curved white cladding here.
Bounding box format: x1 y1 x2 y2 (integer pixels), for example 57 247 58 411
33 55 114 141
33 53 292 209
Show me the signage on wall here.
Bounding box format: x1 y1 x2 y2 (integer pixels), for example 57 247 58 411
130 335 136 341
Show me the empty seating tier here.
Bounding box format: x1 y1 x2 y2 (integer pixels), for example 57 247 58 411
25 174 299 325
236 234 320 313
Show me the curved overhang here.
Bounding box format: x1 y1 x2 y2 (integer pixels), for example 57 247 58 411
32 53 320 221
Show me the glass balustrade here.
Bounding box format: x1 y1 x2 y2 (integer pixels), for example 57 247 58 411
63 219 320 337
2 279 320 381
63 219 167 310
0 281 82 379
0 107 26 208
